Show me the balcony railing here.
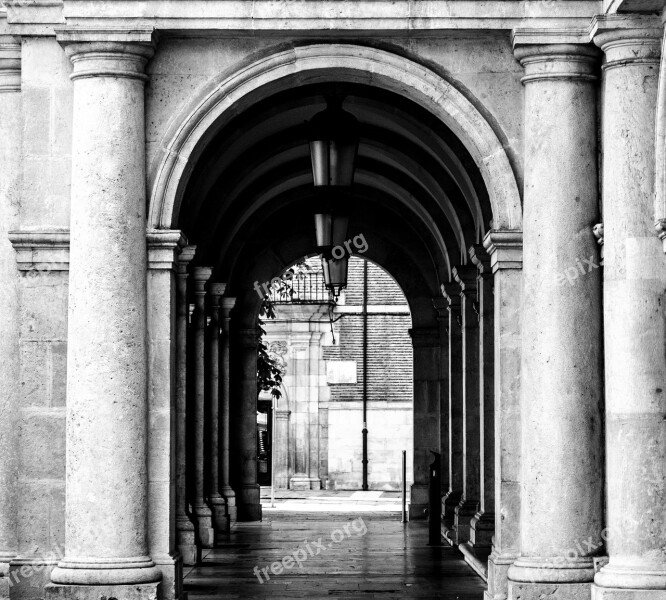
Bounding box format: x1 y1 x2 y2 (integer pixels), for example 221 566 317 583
268 271 329 304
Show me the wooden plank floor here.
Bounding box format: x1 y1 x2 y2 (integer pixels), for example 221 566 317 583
184 513 487 599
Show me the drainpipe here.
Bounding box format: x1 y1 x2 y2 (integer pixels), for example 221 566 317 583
362 260 369 491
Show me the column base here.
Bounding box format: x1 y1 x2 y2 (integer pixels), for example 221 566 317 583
592 585 666 600
192 505 215 549
470 511 495 548
237 485 262 522
487 549 519 600
46 583 160 600
151 553 184 600
454 499 478 543
176 515 197 566
209 495 230 539
409 484 428 520
443 489 462 526
460 541 491 581
509 581 593 600
289 476 321 491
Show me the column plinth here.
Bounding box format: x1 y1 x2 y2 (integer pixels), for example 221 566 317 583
48 35 162 597
191 267 214 549
591 19 666 599
508 37 603 600
175 246 197 565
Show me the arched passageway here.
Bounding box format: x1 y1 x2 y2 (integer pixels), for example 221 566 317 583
148 42 522 598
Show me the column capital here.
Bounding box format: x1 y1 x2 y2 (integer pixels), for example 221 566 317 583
56 28 156 82
590 14 662 68
146 229 187 271
176 245 197 277
441 282 461 312
221 296 237 315
408 327 440 349
512 30 600 84
483 230 523 273
432 297 448 320
207 282 227 302
452 264 477 295
0 37 21 93
191 266 213 296
468 244 491 275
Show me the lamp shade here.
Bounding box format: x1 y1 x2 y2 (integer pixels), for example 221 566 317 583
314 212 349 250
308 99 359 187
321 253 349 298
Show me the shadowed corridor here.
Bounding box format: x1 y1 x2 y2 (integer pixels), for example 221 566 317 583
184 514 486 599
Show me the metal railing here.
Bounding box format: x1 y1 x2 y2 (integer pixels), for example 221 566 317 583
268 271 329 304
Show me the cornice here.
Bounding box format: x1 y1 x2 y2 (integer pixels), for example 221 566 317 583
9 229 70 271
0 36 20 92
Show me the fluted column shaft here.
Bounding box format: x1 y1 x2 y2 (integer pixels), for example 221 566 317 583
219 298 237 524
508 41 603 600
191 267 214 549
175 247 197 565
453 265 480 544
206 283 227 538
50 38 161 589
592 19 666 597
236 328 262 521
0 37 21 596
433 298 451 496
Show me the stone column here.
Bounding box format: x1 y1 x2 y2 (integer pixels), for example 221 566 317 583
236 328 262 521
0 37 21 600
483 231 523 600
442 283 464 542
191 267 214 548
469 245 495 550
219 297 237 525
175 247 197 565
408 327 441 520
592 17 666 598
453 265 480 544
49 33 162 597
508 37 603 600
433 298 451 499
206 282 227 539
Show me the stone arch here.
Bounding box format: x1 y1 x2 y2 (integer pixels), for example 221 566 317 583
148 43 522 231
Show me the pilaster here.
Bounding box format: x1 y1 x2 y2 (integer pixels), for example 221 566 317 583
482 230 523 600
0 35 21 600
